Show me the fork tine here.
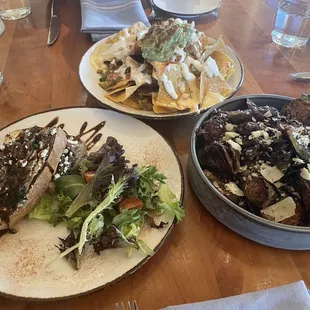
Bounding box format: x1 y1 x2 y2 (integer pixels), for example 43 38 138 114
134 300 138 310
128 301 132 310
115 303 119 310
121 302 125 310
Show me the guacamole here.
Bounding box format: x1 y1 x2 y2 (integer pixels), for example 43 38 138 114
140 19 195 62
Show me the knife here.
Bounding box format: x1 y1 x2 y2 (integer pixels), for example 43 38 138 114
290 72 310 82
47 0 61 46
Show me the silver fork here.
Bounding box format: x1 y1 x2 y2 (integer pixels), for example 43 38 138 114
115 301 138 310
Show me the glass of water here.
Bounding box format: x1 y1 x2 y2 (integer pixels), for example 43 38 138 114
271 0 310 48
0 16 4 35
0 0 31 20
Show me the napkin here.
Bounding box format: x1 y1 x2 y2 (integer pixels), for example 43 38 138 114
80 0 150 41
162 281 310 310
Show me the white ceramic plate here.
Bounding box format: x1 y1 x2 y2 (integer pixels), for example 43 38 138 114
153 0 221 16
0 108 183 300
79 34 244 120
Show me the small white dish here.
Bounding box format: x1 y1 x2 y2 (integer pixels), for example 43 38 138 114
153 0 221 16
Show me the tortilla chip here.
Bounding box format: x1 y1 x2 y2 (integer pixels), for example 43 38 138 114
200 37 226 63
153 105 178 114
123 95 153 111
107 81 135 95
107 22 148 44
200 71 235 103
90 22 148 70
210 51 235 81
105 85 140 103
201 92 225 109
152 62 199 112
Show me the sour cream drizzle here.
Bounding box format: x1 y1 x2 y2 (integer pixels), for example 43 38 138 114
161 74 178 100
181 63 196 81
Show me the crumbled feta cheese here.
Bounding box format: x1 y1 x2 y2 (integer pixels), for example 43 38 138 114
300 168 310 181
274 182 284 188
252 117 256 122
225 182 244 197
51 128 57 135
69 151 73 157
54 173 60 180
260 164 284 183
68 140 78 145
225 132 240 139
263 110 273 118
8 160 12 165
240 165 247 172
20 159 28 167
64 167 68 173
41 149 49 158
64 156 69 163
225 123 235 131
292 158 305 164
235 137 243 145
63 148 69 154
0 144 5 151
227 139 242 152
261 197 296 222
251 130 269 140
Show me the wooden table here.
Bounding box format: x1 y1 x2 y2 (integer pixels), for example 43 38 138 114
0 0 310 309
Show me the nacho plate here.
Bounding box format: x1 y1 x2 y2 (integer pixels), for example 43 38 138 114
79 22 244 120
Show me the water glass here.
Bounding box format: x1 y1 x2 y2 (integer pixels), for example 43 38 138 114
0 16 4 35
0 0 31 20
0 72 3 87
271 0 310 48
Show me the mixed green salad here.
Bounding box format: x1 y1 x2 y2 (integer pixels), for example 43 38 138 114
29 136 184 269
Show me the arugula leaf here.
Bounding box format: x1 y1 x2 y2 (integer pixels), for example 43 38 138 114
136 239 154 256
65 182 92 218
112 208 147 227
157 183 184 222
55 175 86 199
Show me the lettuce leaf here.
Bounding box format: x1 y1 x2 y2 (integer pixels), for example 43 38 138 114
157 183 184 222
55 175 86 199
28 194 57 221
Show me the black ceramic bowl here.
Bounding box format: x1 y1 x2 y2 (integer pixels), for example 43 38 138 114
188 94 310 250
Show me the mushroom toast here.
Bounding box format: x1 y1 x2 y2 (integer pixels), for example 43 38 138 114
0 126 67 230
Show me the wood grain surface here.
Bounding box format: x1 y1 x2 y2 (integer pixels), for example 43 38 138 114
0 0 310 309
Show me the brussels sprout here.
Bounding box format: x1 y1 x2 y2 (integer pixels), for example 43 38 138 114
198 116 226 145
281 94 310 126
243 177 277 209
204 170 243 204
198 141 240 175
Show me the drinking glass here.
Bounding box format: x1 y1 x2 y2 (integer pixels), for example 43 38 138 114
271 0 310 48
0 0 31 20
0 16 4 35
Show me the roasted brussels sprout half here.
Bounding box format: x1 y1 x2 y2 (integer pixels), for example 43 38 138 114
281 94 310 126
243 177 277 209
198 141 240 176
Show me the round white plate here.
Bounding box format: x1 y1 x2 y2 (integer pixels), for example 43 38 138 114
0 108 183 300
79 34 244 120
153 0 221 16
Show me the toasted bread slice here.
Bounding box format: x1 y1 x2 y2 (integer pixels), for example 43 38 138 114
0 127 67 230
